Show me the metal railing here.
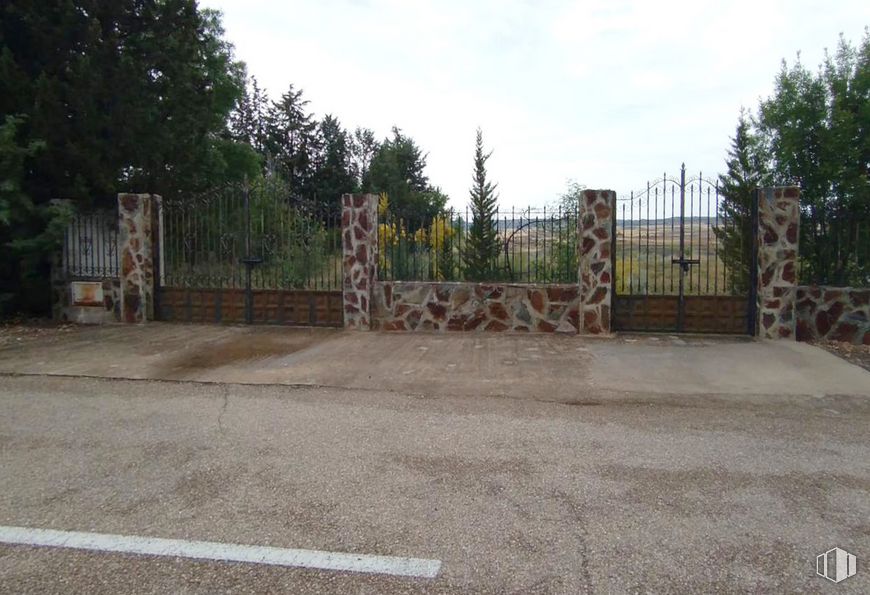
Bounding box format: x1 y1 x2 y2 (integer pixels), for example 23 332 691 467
62 210 120 278
161 182 343 291
798 220 870 287
378 206 580 284
615 172 748 296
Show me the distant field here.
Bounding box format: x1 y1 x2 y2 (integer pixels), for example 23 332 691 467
614 220 745 296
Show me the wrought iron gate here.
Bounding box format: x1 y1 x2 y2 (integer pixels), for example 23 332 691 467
612 165 758 334
157 181 343 326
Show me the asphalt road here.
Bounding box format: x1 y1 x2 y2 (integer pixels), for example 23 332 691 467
0 372 868 593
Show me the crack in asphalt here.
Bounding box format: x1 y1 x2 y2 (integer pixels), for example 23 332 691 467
217 385 229 433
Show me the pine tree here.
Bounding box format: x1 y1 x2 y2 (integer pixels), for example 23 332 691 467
716 110 768 293
348 127 379 189
267 84 318 196
231 75 270 155
310 115 355 213
464 128 500 280
364 127 444 221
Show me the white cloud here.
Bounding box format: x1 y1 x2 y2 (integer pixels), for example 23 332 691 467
203 0 870 207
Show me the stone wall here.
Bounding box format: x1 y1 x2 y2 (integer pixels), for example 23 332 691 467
579 190 615 334
342 194 378 329
118 193 160 323
372 281 581 332
51 275 121 324
796 286 870 345
51 204 122 325
757 187 800 339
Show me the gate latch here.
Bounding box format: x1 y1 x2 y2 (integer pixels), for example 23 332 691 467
671 257 701 273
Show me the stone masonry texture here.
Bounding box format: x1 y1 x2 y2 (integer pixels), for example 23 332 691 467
118 193 159 323
757 187 800 339
579 190 615 334
342 194 378 330
796 286 870 345
372 282 581 333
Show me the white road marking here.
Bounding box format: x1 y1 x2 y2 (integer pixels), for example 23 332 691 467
0 526 441 579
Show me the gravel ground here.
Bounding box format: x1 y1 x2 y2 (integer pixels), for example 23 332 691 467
0 374 868 593
812 339 870 372
0 320 77 348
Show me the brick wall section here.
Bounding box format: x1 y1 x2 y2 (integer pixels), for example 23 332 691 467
579 190 615 334
372 282 581 332
342 194 378 329
118 193 160 323
757 187 800 339
796 286 870 345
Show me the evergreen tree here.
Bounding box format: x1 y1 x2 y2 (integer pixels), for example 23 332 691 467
310 115 355 212
754 31 870 285
267 84 318 196
716 110 769 293
348 127 379 189
464 128 500 280
231 75 270 155
0 0 249 314
364 127 445 222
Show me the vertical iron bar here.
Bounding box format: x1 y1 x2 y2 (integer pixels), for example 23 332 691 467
686 184 695 293
706 185 711 293
747 188 760 335
561 205 565 283
542 206 547 283
645 182 650 294
714 182 719 294
670 182 675 293
628 190 634 295
244 181 253 324
637 194 643 294
654 187 659 293
697 172 703 293
512 206 516 282
677 164 686 332
621 203 626 294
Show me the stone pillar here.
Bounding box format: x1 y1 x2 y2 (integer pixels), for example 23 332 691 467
342 194 378 330
118 193 161 323
579 189 615 334
757 186 800 339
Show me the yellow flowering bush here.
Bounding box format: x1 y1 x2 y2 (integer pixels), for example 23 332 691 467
427 215 454 251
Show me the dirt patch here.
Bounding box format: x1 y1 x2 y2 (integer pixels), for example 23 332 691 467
158 330 336 376
811 339 870 372
0 320 79 348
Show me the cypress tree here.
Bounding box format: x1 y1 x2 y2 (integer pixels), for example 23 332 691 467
715 110 768 293
464 128 500 280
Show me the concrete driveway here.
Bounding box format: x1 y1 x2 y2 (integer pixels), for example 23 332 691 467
0 324 868 593
1 322 868 400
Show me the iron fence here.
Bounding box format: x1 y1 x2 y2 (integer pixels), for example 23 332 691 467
378 206 580 284
798 220 870 287
615 173 749 297
62 210 120 278
161 182 342 291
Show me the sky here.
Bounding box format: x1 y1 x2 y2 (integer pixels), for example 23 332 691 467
201 0 868 208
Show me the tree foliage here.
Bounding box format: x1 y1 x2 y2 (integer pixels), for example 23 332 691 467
750 31 870 285
363 127 446 222
716 110 770 293
464 128 500 280
267 84 318 195
0 0 250 314
310 115 356 214
0 0 451 316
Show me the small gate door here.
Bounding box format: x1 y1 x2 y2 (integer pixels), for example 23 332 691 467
612 165 758 334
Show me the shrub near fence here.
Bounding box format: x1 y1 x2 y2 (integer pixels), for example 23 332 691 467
798 221 870 287
161 182 343 291
378 205 580 284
